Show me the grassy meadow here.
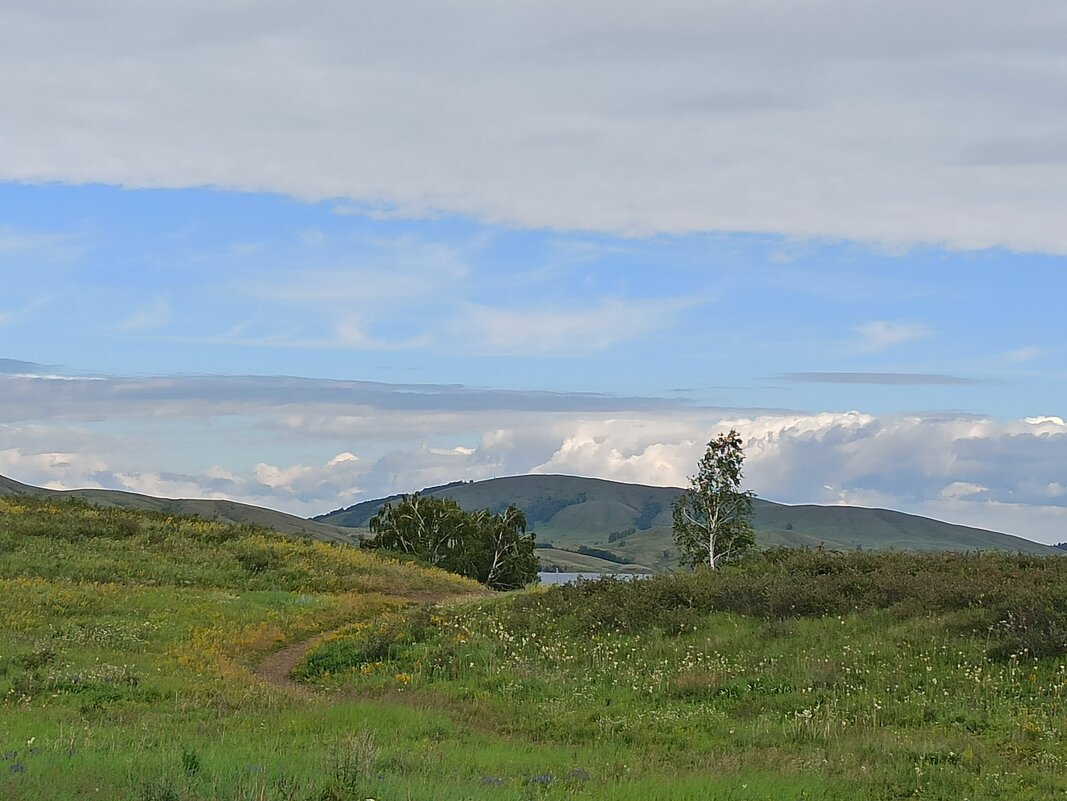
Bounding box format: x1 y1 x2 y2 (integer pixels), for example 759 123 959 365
3 495 1067 799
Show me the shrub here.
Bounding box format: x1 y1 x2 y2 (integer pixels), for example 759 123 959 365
232 541 282 574
506 549 1067 660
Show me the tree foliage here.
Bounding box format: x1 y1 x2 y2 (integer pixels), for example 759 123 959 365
367 495 537 590
672 429 755 569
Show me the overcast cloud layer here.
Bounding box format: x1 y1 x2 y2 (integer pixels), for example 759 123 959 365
4 1 1067 251
3 371 1066 544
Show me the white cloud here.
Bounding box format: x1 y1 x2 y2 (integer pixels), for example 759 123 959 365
855 320 932 351
455 297 695 354
3 372 1067 543
1005 346 1043 364
524 411 1067 542
327 452 359 467
254 462 312 491
1025 416 1065 427
939 481 990 501
0 445 109 488
0 225 84 259
5 3 1067 251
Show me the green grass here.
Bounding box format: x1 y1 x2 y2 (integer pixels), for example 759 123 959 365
295 550 1067 800
0 495 484 800
3 495 1066 799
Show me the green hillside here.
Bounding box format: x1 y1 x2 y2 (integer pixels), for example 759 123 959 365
315 474 1057 569
0 493 485 800
0 473 357 544
4 492 1067 799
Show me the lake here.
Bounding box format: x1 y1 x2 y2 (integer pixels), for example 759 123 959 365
537 571 651 585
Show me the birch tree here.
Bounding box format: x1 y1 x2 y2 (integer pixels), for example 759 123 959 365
368 495 467 566
367 495 536 589
480 505 535 591
672 429 755 569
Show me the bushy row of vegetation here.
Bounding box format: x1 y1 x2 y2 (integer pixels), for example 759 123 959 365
513 548 1067 658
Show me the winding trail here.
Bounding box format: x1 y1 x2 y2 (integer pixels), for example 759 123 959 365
253 631 333 697
252 590 484 697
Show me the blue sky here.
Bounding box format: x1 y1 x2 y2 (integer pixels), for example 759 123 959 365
2 2 1067 542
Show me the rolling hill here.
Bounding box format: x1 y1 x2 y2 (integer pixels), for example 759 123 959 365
314 474 1059 571
0 473 357 544
4 470 1057 573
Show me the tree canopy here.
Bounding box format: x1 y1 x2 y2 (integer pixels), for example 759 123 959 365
672 429 755 569
367 494 537 590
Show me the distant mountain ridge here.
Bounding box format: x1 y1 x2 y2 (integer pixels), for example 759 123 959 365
0 474 356 544
315 474 1058 571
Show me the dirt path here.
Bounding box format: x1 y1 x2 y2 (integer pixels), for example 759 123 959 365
253 631 333 698
252 591 483 697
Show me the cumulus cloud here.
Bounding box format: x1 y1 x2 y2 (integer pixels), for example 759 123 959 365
524 411 1067 543
0 441 110 490
3 372 1067 542
5 2 1067 251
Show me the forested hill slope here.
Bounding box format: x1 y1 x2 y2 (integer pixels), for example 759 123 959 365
314 474 1057 570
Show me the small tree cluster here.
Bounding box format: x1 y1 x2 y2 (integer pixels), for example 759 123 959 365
367 495 537 590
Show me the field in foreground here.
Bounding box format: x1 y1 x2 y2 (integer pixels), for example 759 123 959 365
2 495 1067 800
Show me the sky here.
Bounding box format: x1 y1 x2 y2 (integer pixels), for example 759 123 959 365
2 1 1066 543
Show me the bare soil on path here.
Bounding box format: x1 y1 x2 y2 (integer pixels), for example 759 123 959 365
253 632 333 698
251 591 484 697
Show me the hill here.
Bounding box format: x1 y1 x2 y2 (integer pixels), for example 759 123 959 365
314 474 1058 570
0 491 485 800
0 473 357 544
5 493 1067 798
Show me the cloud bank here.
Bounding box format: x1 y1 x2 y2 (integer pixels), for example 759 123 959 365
2 372 1065 544
4 2 1067 251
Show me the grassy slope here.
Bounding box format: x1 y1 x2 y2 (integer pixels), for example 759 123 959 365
0 496 484 800
3 496 1067 799
315 474 1058 569
0 473 356 544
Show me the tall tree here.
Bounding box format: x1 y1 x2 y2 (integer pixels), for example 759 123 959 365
672 429 755 569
